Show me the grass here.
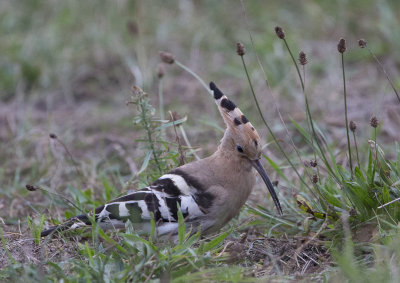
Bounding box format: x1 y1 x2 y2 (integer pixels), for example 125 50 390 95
1 0 400 282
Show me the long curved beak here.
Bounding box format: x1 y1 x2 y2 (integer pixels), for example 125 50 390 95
251 159 283 215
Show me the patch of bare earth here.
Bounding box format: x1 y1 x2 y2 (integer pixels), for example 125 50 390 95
224 234 330 278
0 228 80 269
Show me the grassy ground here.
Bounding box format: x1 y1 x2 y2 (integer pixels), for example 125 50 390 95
1 0 400 282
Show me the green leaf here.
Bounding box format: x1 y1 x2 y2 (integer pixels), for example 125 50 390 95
263 154 290 184
102 176 114 201
367 148 374 184
320 184 342 208
177 204 185 245
290 117 312 144
202 229 231 253
97 228 128 254
247 205 297 228
149 212 156 243
136 150 153 176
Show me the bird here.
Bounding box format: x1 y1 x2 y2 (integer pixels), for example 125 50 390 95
40 82 282 238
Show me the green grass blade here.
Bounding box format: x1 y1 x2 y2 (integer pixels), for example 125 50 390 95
154 116 187 131
136 150 153 176
202 229 231 253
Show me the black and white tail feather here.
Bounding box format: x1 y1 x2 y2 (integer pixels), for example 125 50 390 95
41 169 207 238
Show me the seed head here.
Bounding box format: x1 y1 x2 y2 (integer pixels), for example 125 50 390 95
272 180 279 187
159 51 175 64
312 174 319 184
236 42 246 56
370 116 379 128
157 64 164 79
309 159 317 167
298 51 308 65
49 133 57 139
127 21 138 36
337 38 346 53
26 184 37 191
349 120 357 132
274 26 285 39
358 39 367 48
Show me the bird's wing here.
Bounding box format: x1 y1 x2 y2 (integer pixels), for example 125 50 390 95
94 171 213 227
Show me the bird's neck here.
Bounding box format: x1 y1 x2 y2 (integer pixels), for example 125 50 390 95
219 127 236 152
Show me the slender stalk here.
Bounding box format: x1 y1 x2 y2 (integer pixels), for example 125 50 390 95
26 185 84 213
302 65 320 179
283 39 304 92
50 135 87 187
179 126 201 160
158 77 166 138
341 53 353 178
158 79 164 120
352 132 361 168
366 47 400 104
240 56 312 191
371 128 377 183
175 60 212 97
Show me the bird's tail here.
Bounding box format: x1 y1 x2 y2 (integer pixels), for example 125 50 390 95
40 214 91 237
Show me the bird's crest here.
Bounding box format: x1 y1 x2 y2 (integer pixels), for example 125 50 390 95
209 82 260 143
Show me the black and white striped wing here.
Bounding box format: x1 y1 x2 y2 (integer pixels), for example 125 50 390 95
93 171 213 235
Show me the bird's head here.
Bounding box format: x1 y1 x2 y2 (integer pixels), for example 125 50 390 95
210 82 282 215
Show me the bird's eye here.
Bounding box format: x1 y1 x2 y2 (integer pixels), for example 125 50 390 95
236 145 244 153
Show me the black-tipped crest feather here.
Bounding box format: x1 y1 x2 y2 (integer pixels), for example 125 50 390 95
220 98 236 111
209 82 223 99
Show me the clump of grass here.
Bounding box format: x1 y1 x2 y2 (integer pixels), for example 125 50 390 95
245 26 400 264
26 215 45 244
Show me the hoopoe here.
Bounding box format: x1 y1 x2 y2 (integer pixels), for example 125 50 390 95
40 82 282 238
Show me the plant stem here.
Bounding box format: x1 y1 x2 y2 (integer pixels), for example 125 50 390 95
341 53 353 178
353 132 361 168
283 39 304 92
366 47 400 104
26 184 84 213
175 60 212 97
179 126 201 160
303 66 321 181
140 97 162 174
158 77 166 138
372 127 378 183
